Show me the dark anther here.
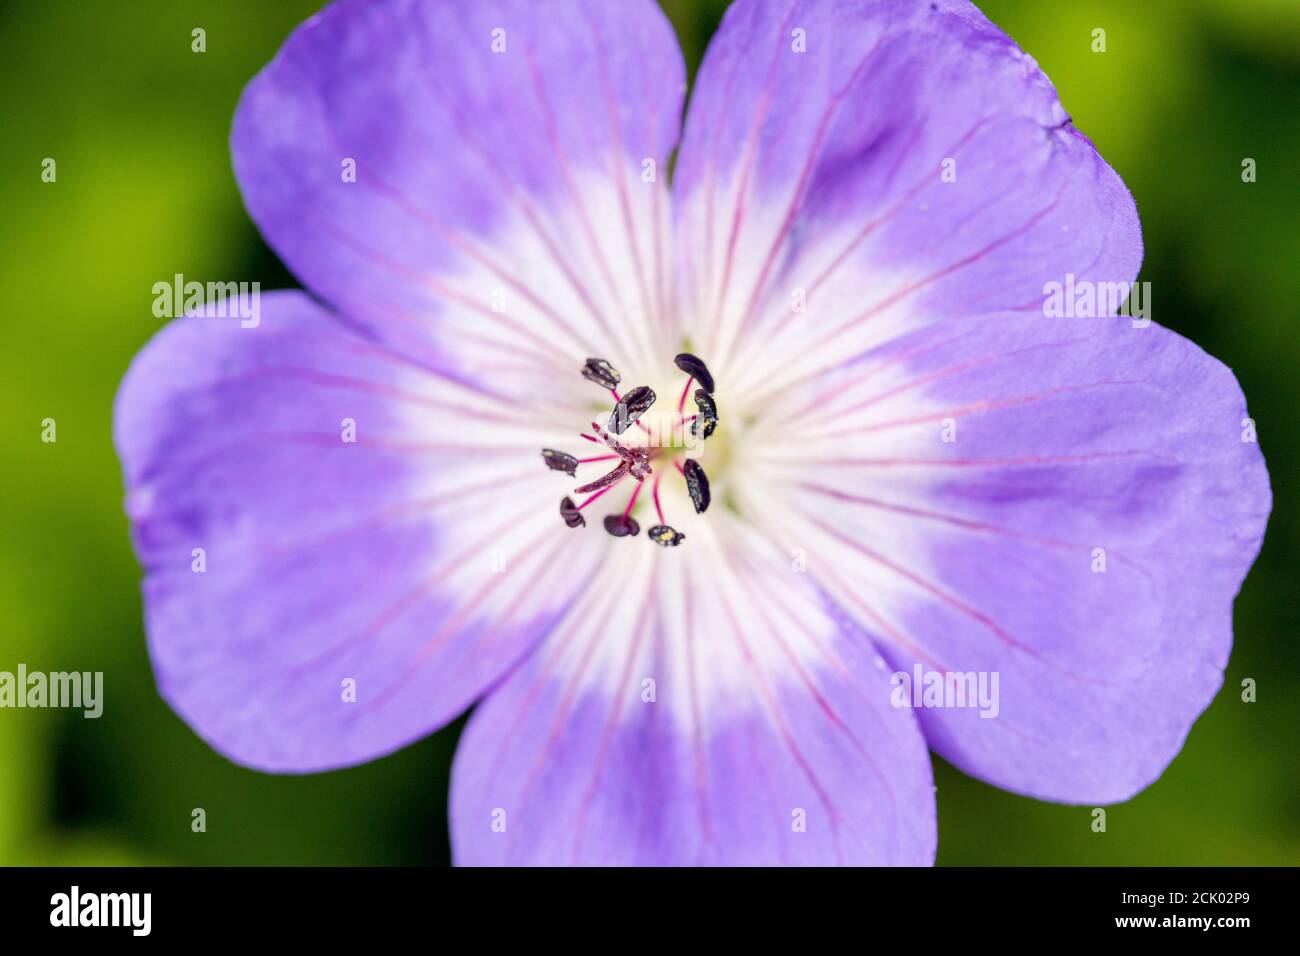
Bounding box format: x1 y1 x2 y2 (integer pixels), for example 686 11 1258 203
673 353 715 394
603 515 641 538
691 389 718 440
574 461 631 494
581 357 621 390
609 385 656 434
560 496 585 529
648 525 686 547
541 448 579 477
682 459 711 514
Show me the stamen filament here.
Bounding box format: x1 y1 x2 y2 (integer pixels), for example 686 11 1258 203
576 483 618 511
676 377 696 416
622 478 645 519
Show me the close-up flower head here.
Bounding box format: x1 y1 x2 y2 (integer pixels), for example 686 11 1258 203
3 0 1297 926
111 0 1271 866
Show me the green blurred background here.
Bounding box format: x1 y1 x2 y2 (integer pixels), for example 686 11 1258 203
1 0 1296 866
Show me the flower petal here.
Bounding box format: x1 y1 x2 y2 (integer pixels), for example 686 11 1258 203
673 0 1141 402
758 315 1270 802
114 292 604 771
450 511 935 865
232 0 685 369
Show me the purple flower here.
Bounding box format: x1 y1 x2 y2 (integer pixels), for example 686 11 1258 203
114 0 1271 866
